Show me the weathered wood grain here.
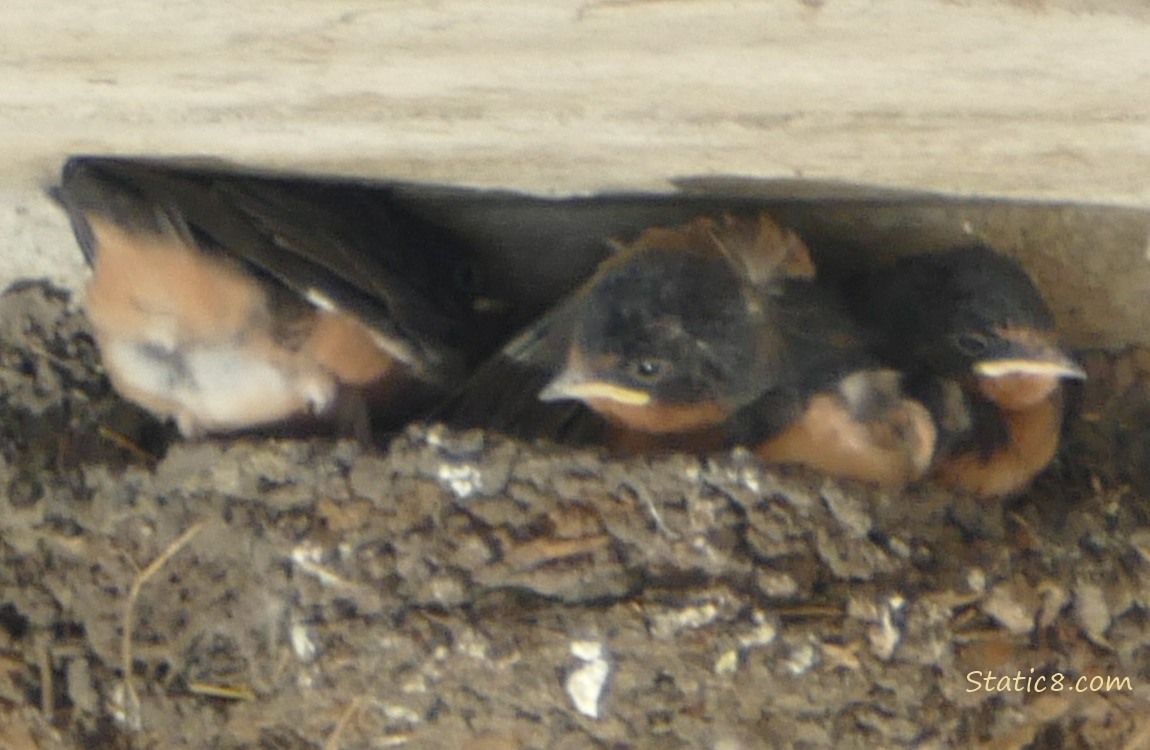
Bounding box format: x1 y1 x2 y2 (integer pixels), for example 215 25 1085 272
6 0 1150 199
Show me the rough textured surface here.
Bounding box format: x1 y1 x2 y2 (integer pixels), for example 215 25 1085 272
2 282 1150 749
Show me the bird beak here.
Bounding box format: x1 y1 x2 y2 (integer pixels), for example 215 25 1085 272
973 357 1086 379
972 331 1086 380
539 367 652 406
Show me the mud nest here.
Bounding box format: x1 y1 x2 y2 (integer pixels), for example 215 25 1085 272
1 281 1150 750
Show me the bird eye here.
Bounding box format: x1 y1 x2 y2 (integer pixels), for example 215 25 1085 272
628 358 666 381
952 333 990 356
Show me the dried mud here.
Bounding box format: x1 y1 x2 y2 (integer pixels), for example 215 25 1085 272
1 282 1149 749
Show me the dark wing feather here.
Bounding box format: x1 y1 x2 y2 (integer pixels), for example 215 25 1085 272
431 271 609 445
53 157 505 384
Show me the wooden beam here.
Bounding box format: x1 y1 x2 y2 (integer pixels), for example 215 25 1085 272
5 0 1150 203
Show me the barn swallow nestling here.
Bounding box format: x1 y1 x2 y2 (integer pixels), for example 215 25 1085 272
453 212 937 489
536 214 807 435
438 213 794 450
51 157 508 438
735 279 938 489
841 243 1086 497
